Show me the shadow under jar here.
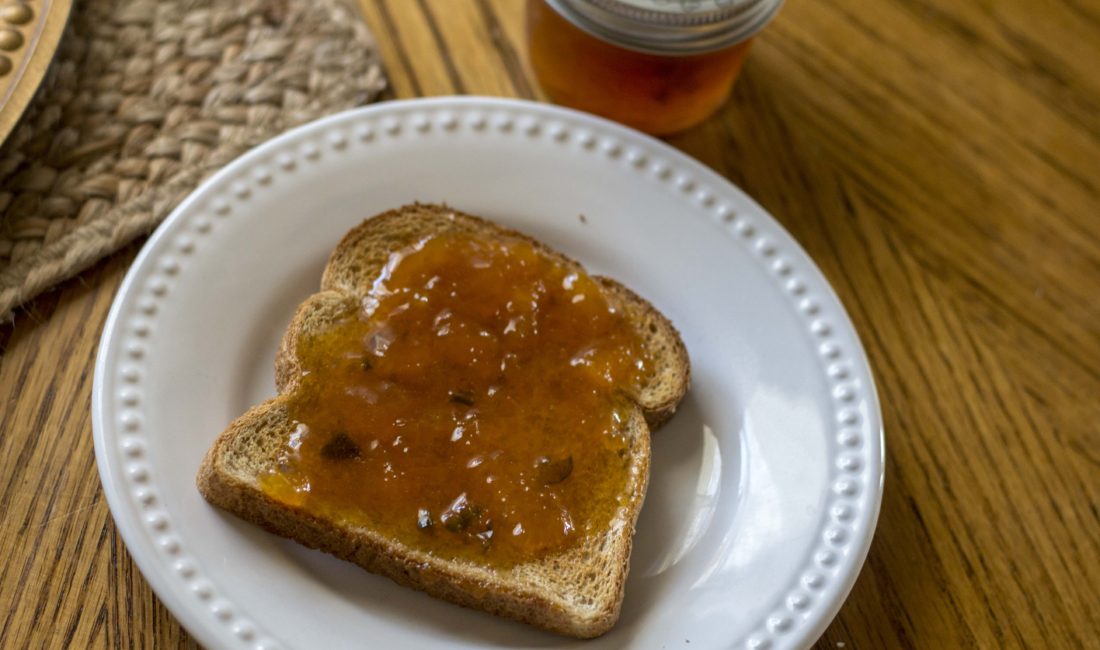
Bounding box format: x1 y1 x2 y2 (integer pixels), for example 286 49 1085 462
527 0 783 136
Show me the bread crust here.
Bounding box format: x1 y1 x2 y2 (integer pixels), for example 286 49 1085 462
197 204 689 638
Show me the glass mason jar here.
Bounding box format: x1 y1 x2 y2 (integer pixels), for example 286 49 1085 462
527 0 783 135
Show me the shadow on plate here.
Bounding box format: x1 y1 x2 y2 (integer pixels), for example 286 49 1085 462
229 252 328 411
617 391 737 636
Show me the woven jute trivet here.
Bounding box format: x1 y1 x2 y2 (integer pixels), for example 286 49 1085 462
0 0 386 319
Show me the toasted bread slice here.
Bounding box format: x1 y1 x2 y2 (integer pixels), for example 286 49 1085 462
197 204 689 638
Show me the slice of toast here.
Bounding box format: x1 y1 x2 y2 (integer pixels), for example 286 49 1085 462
197 203 689 638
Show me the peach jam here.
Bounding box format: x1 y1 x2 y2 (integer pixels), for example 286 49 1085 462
261 231 653 565
527 0 783 135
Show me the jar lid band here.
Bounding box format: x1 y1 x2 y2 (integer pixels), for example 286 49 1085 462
546 0 783 54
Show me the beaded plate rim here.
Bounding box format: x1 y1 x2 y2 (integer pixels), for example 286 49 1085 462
93 96 884 650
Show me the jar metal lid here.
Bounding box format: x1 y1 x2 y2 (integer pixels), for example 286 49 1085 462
545 0 783 54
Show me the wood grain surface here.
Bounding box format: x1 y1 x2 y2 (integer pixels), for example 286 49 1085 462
2 0 1098 647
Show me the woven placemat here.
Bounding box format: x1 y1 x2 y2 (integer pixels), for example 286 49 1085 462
0 0 386 319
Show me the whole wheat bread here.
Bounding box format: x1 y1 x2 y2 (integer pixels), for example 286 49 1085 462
196 204 690 638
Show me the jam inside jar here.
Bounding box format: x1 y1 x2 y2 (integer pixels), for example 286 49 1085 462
527 0 782 135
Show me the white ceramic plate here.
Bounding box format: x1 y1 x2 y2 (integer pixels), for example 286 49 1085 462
93 97 883 650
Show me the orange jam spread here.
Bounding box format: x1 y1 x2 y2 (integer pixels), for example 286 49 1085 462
261 230 653 565
527 0 755 135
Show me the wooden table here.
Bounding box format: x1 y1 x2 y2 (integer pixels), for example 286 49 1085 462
2 0 1097 647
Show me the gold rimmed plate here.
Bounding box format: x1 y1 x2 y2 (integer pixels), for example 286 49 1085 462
0 0 72 145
